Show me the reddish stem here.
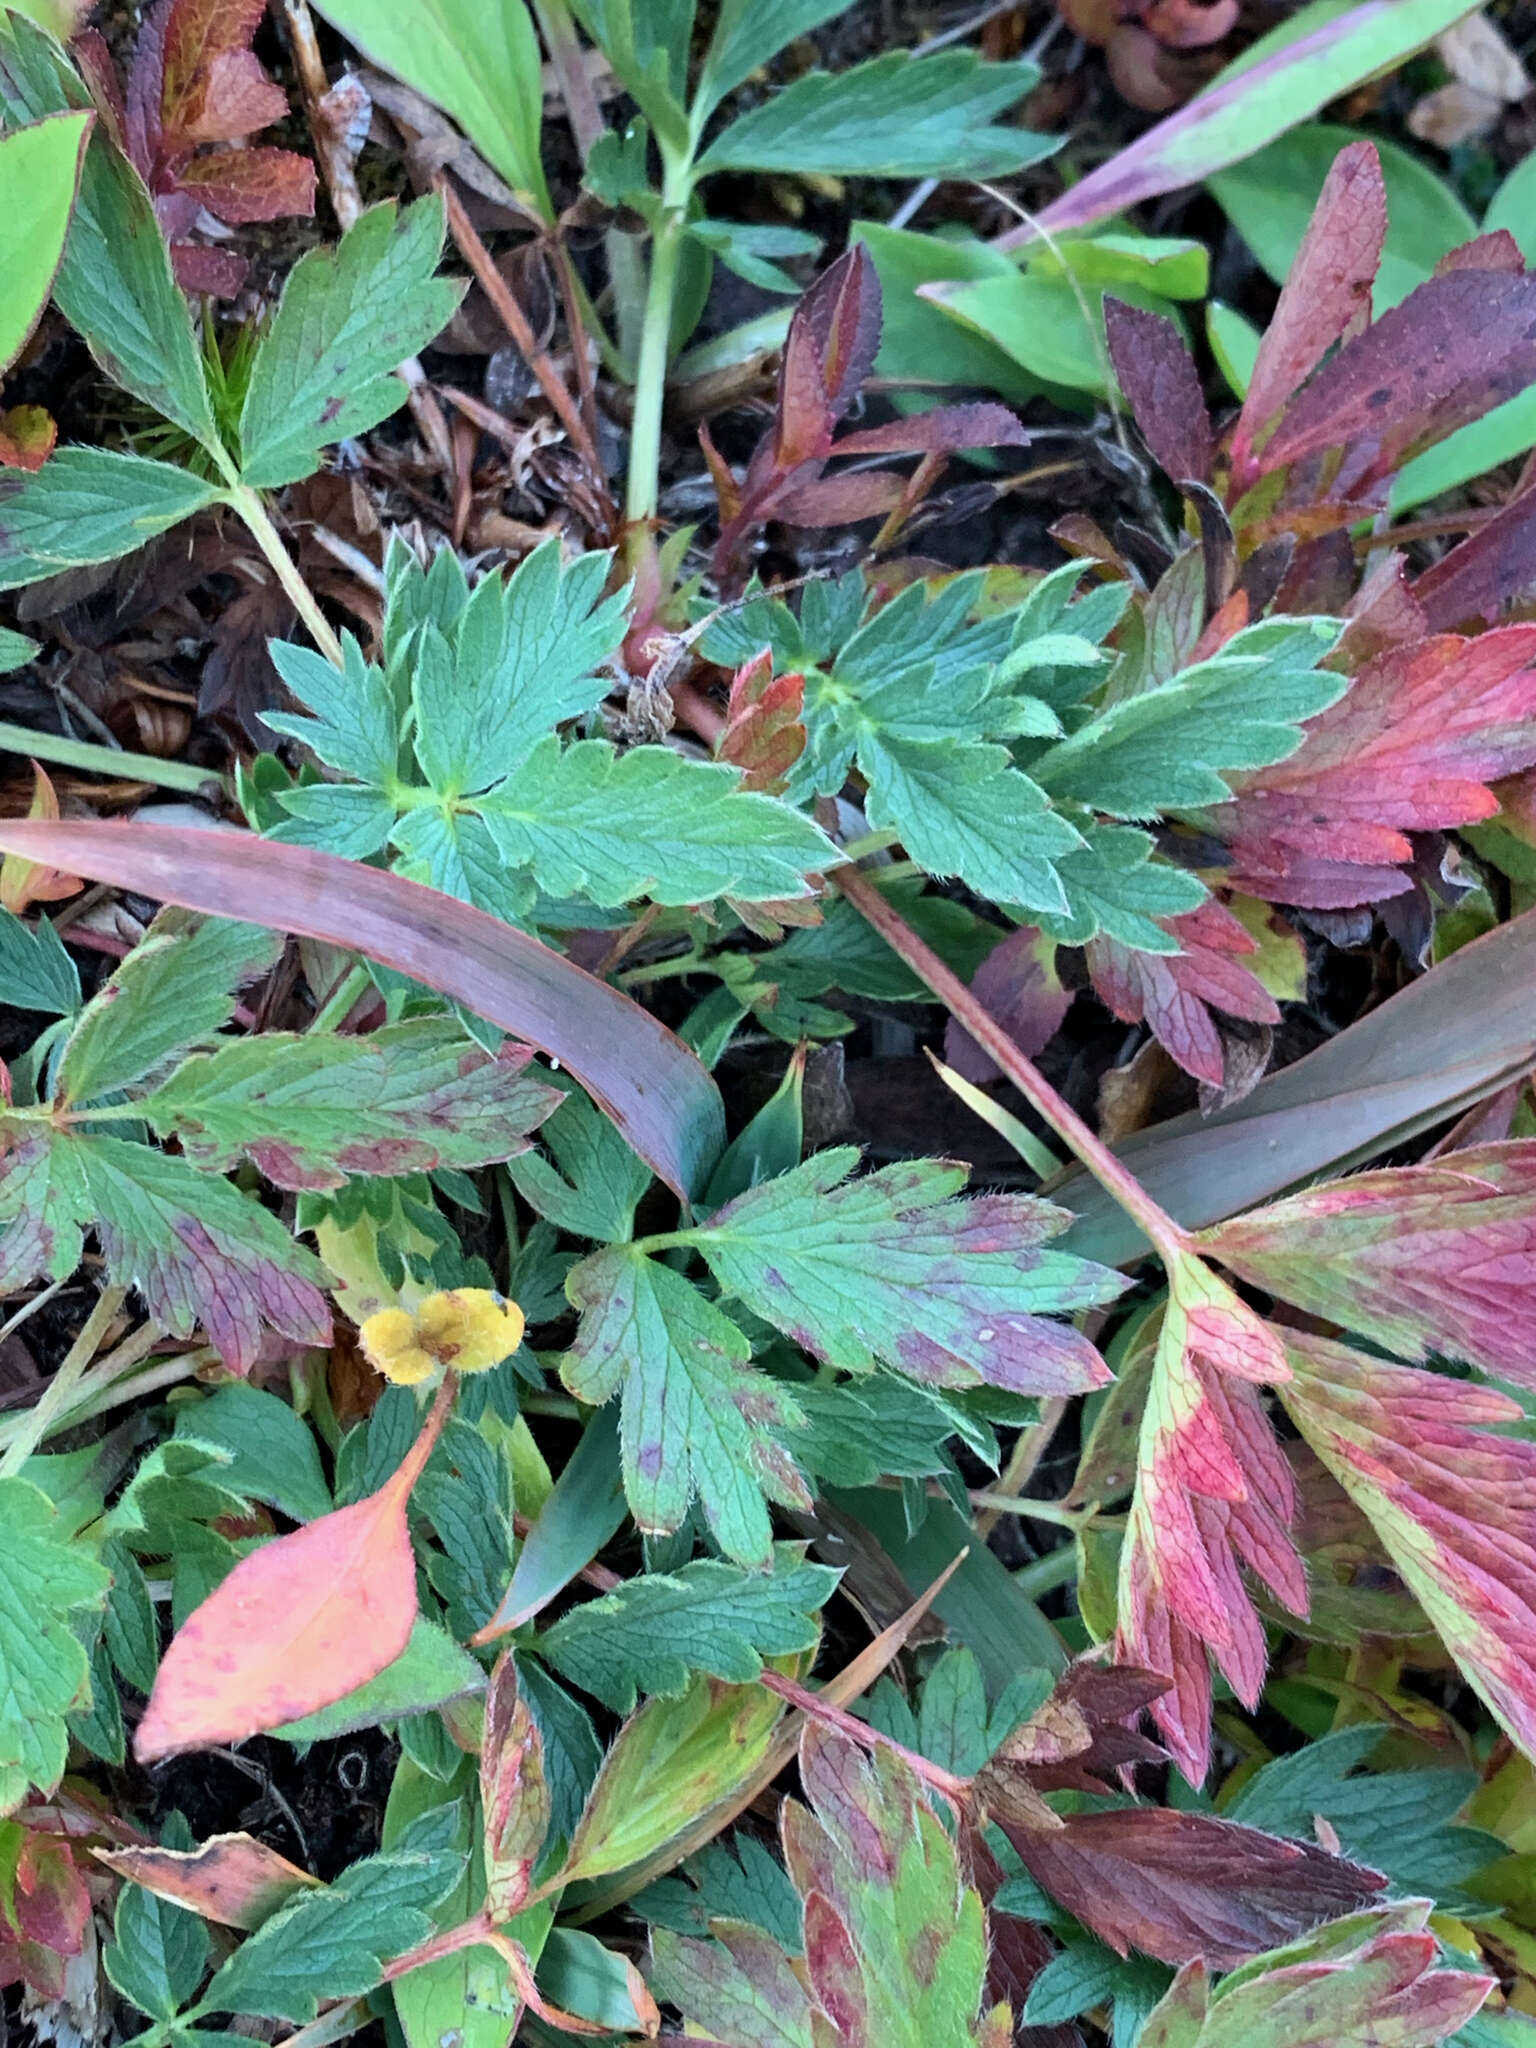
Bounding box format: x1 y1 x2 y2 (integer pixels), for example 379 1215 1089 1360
830 861 1191 1261
756 1667 973 1810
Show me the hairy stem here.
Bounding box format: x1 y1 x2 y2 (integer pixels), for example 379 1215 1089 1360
831 860 1192 1262
223 483 344 666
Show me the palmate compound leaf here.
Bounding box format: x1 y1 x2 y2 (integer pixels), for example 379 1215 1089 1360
686 1147 1124 1397
0 1478 109 1814
1113 1255 1306 1784
139 1019 561 1191
1139 1904 1494 2048
0 1127 332 1375
537 1544 840 1712
1194 623 1536 907
561 1245 813 1568
1279 1332 1536 1763
651 1721 1013 2048
237 196 464 488
1203 1140 1536 1386
134 1386 445 1759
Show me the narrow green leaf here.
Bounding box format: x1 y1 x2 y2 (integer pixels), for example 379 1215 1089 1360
238 198 464 488
0 450 220 591
0 908 79 1014
698 52 1052 179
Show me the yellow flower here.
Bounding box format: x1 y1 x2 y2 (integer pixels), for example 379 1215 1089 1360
359 1289 526 1385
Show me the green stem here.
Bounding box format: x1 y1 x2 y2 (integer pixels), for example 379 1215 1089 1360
223 483 344 666
617 948 705 987
1014 1543 1081 1598
0 721 224 795
625 156 692 526
309 961 372 1033
0 1288 127 1476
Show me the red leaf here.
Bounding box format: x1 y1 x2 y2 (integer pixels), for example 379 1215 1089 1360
178 49 288 144
0 819 724 1203
158 0 269 144
1231 140 1385 483
1437 229 1526 276
716 651 806 794
1086 900 1278 1086
1104 298 1212 484
1282 1332 1536 1761
774 246 882 470
169 242 248 297
944 926 1074 1085
0 1831 89 2000
833 401 1029 459
95 1832 321 1929
175 145 316 224
1116 1259 1302 1781
1002 1807 1382 1970
1205 1140 1536 1386
772 467 907 527
1213 624 1536 906
1415 484 1536 629
135 1381 449 1759
1259 267 1536 486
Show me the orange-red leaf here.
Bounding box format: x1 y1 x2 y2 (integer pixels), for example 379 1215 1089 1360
134 1383 449 1761
95 1831 320 1930
716 650 806 795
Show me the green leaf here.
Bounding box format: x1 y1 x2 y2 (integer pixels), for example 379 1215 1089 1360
852 219 1060 404
58 913 278 1105
172 1385 331 1524
534 1926 655 2034
238 198 464 488
0 450 220 591
102 1536 159 1693
139 1017 559 1190
1486 151 1536 260
0 1476 109 1814
687 218 821 293
476 738 837 906
0 908 79 1014
105 1866 210 2022
274 1620 485 1743
693 0 852 119
0 111 90 378
202 1849 463 2021
399 541 628 792
538 1545 839 1711
1031 618 1344 817
0 1127 331 1373
0 625 34 672
863 734 1081 915
569 0 692 145
506 1074 653 1242
632 1832 804 1952
562 1245 811 1565
309 0 548 219
265 633 400 786
1036 827 1206 952
698 52 1054 180
0 15 217 447
930 271 1174 400
1210 122 1476 314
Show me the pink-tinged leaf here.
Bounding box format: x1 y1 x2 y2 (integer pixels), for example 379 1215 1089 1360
1104 298 1212 485
1283 1331 1536 1761
775 246 882 469
1001 1806 1383 1970
832 401 1028 460
1231 140 1385 483
479 1653 549 1919
0 820 723 1201
169 242 248 297
1210 624 1536 907
944 926 1074 1085
95 1831 321 1929
0 765 80 915
0 1830 89 2001
1204 1139 1536 1385
1086 900 1279 1087
174 145 316 224
179 49 288 143
1117 1256 1302 1782
0 406 57 473
157 0 271 142
1141 1909 1492 2048
134 1382 449 1759
1259 268 1536 485
1437 229 1525 277
1415 484 1536 629
652 1918 814 2048
716 652 807 795
772 468 907 527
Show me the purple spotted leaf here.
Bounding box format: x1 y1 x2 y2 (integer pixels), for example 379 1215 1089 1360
138 1016 561 1191
1204 1139 1536 1386
689 1147 1124 1397
0 1124 330 1373
651 1721 1012 2046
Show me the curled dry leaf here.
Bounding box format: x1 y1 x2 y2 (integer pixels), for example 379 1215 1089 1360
94 1832 321 1930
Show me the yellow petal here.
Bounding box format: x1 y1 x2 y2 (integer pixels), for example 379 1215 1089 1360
415 1289 526 1373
